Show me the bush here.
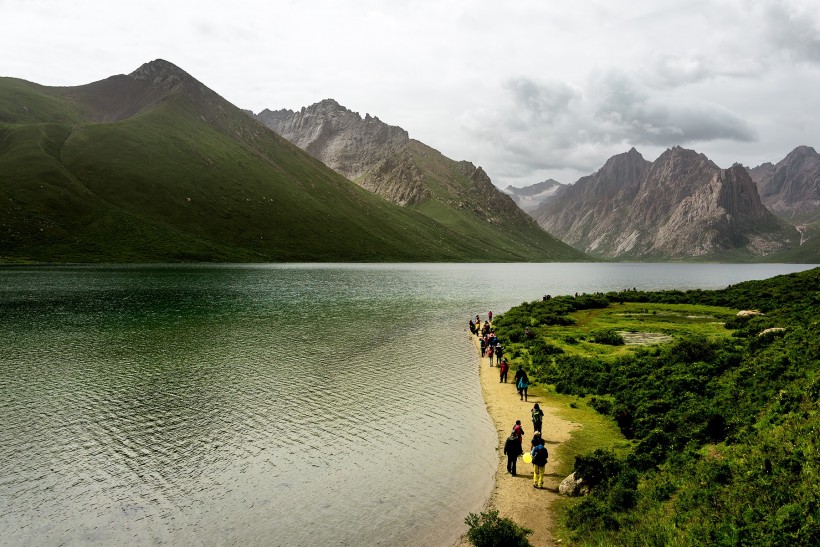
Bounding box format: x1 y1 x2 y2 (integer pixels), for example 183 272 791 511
567 498 619 532
589 397 614 416
591 329 625 345
464 509 533 547
574 449 621 489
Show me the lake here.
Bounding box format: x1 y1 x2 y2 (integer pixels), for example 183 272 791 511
0 263 815 546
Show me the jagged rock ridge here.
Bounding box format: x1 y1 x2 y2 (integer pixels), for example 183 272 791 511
748 145 820 221
534 146 799 259
257 99 410 183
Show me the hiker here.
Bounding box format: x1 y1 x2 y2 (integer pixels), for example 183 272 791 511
530 432 549 489
480 337 486 357
495 343 503 362
499 358 509 383
487 344 494 366
469 319 476 335
512 420 525 443
515 366 530 401
503 431 523 475
531 403 543 434
488 310 493 323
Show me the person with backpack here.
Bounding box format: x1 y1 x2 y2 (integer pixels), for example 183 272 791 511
531 403 543 434
530 432 549 489
499 358 509 383
503 431 523 475
514 366 530 401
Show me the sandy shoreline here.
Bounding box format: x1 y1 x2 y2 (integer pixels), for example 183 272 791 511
459 334 580 547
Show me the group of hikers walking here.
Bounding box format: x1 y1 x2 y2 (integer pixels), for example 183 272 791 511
469 314 530 400
472 313 548 489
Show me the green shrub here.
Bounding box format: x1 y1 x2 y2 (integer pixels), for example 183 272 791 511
464 509 532 547
567 498 619 532
574 449 621 489
589 396 614 416
591 329 625 345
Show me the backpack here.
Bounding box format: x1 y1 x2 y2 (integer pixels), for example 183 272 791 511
532 444 548 466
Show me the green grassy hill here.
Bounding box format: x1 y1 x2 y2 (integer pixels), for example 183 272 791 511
492 267 820 544
0 60 586 263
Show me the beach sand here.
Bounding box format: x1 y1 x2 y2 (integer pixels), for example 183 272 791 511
459 336 580 547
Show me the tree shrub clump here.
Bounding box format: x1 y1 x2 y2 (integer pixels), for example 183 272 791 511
591 329 625 345
464 509 532 547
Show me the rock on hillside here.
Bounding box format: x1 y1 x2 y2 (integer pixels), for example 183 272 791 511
534 146 799 260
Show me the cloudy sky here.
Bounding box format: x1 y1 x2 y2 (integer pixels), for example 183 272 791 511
2 0 819 187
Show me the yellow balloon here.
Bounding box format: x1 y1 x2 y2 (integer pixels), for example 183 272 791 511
523 453 532 463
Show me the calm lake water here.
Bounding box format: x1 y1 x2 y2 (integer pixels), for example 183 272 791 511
0 263 815 546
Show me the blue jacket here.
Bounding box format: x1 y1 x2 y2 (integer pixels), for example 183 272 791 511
531 443 548 466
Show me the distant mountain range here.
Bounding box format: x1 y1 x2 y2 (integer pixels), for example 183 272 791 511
258 97 818 263
529 147 802 260
0 60 585 263
502 180 566 214
505 147 816 262
256 99 584 261
3 59 814 264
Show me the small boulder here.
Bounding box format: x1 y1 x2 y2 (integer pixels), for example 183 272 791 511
559 472 588 496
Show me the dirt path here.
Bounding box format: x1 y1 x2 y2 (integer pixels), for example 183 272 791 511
460 336 580 547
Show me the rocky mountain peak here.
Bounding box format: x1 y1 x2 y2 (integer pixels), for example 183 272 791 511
751 145 820 219
784 145 818 161
256 99 409 180
129 59 195 88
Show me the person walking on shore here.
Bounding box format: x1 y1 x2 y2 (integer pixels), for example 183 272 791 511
514 366 530 401
487 344 494 366
531 403 543 434
503 431 523 475
530 432 549 489
512 420 525 445
499 358 509 383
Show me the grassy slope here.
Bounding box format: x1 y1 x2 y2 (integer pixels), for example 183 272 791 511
404 140 588 261
0 75 573 262
491 268 820 544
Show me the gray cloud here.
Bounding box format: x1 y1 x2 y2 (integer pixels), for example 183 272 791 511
502 78 579 128
592 71 757 145
461 71 757 185
762 0 820 63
